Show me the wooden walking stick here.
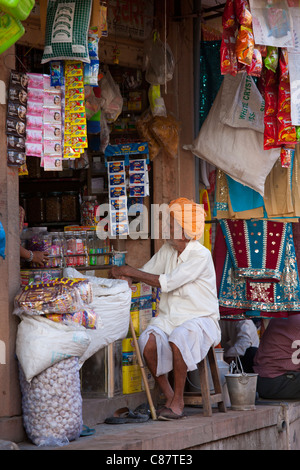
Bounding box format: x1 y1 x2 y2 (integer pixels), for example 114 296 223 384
129 317 157 421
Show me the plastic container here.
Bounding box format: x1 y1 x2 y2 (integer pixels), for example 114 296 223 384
0 10 24 54
0 0 35 20
49 232 63 267
45 192 61 222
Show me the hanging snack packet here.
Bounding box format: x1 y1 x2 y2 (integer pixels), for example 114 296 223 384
222 0 236 29
50 61 64 87
236 25 255 66
234 0 252 26
246 48 262 76
278 80 291 113
279 48 289 82
220 29 237 76
280 145 294 168
264 116 278 150
277 111 297 144
264 46 279 73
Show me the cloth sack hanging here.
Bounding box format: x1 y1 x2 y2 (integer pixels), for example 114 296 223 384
184 80 281 196
219 72 265 133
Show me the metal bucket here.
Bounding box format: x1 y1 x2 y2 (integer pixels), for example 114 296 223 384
225 373 258 411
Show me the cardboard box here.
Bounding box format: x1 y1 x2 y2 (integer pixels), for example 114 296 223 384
140 282 152 297
122 364 142 394
141 366 155 391
139 295 152 310
139 308 153 335
131 282 141 298
127 311 139 338
122 337 135 352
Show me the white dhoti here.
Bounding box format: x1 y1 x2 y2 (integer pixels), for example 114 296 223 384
138 317 221 377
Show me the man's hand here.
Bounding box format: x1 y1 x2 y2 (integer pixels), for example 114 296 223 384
110 265 129 279
32 251 49 266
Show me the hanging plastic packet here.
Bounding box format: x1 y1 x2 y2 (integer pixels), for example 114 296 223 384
222 0 236 29
277 111 297 144
264 46 279 72
297 126 300 141
280 145 294 167
220 29 238 75
88 27 99 59
234 0 252 26
84 60 100 86
263 69 279 150
246 48 262 76
50 61 64 87
236 25 255 66
279 48 289 81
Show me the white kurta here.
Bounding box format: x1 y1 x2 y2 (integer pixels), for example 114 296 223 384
138 240 221 375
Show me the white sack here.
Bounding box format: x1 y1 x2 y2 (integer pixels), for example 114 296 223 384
63 267 132 365
220 73 265 133
63 267 130 296
16 315 90 382
80 288 132 364
184 81 281 196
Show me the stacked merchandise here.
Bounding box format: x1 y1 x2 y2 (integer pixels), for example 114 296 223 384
185 1 300 322
14 277 99 446
25 73 63 170
6 71 27 168
122 282 154 394
104 143 150 239
220 0 300 160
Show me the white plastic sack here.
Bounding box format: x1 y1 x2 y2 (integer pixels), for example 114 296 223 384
80 288 132 364
63 267 132 365
63 267 130 296
16 315 90 382
184 81 281 196
220 73 265 133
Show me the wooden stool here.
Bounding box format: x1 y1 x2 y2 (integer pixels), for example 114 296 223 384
184 347 227 417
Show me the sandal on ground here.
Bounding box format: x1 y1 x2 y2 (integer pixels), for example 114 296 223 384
104 406 150 424
80 425 96 436
157 406 186 421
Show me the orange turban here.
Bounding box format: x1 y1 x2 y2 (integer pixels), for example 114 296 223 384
169 197 206 241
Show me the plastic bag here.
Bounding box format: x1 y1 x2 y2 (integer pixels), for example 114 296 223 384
99 70 123 122
149 114 180 159
14 283 84 316
136 110 161 160
16 314 90 381
144 31 175 85
19 357 82 446
236 25 255 66
220 29 238 76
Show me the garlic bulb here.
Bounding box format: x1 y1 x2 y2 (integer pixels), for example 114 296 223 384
19 357 82 447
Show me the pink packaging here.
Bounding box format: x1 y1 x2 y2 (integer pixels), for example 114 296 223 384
26 128 43 143
26 114 43 130
25 142 43 157
44 108 62 124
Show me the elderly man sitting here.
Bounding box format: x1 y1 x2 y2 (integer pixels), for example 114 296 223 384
111 198 220 420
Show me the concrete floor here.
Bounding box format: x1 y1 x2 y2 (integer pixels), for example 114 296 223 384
14 399 300 451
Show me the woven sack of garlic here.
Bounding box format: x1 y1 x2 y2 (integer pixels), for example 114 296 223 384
19 357 83 447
